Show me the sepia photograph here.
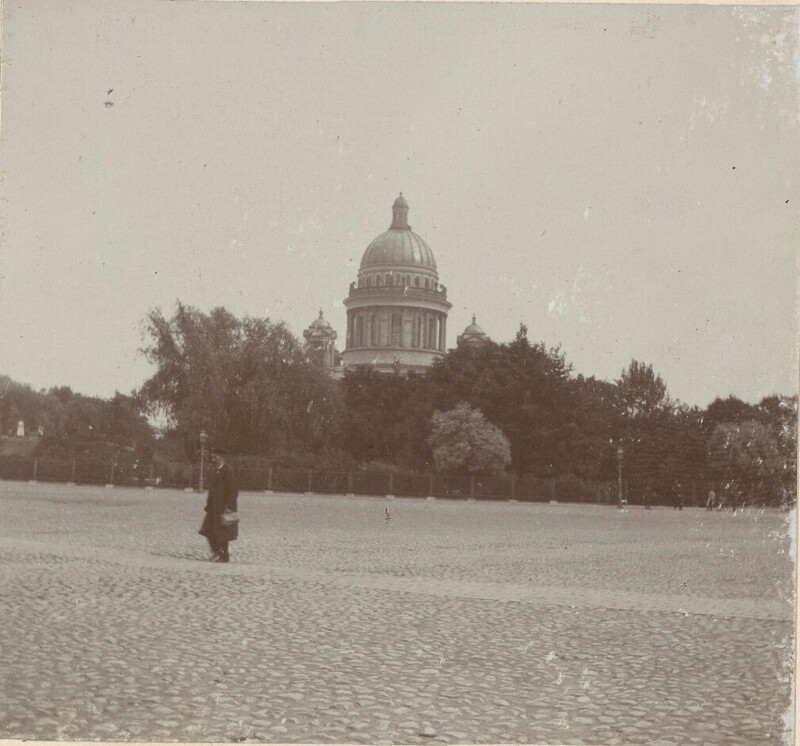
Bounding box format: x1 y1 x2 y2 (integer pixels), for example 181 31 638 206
0 1 797 745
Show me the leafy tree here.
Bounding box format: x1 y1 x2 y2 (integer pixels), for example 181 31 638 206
339 367 433 468
138 302 341 458
570 375 622 480
756 395 797 505
703 395 760 428
617 360 672 420
615 361 679 500
0 374 154 461
426 325 574 475
428 402 511 475
101 392 155 458
708 421 783 505
702 394 795 505
651 404 709 504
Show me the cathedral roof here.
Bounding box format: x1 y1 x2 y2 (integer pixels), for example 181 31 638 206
462 315 485 335
359 194 438 271
457 315 491 348
309 309 331 329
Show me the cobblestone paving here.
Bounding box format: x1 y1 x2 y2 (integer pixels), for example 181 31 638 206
0 482 794 744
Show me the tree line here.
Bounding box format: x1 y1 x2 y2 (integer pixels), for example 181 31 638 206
1 302 795 505
0 375 154 462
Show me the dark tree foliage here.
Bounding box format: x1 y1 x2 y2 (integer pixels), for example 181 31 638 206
703 395 761 429
336 333 769 492
649 405 709 503
339 367 433 469
0 375 154 459
102 393 155 459
137 302 343 461
426 325 576 476
701 394 797 505
617 360 672 420
757 395 797 504
570 375 622 480
329 343 794 500
615 361 679 502
6 307 792 505
708 421 784 505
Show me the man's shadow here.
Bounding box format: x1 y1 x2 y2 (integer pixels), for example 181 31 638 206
151 549 249 565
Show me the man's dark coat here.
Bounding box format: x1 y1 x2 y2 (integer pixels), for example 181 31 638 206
199 461 239 542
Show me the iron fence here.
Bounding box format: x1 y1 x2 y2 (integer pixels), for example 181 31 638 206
0 455 614 504
0 455 790 507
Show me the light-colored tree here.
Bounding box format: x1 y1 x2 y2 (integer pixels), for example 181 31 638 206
708 420 782 503
428 402 511 475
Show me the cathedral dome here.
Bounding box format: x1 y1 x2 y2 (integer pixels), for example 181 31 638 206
462 316 485 336
309 309 331 329
343 193 451 374
359 194 437 271
457 315 491 349
360 230 437 270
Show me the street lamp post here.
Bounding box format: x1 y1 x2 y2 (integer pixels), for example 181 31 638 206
617 446 624 508
199 429 208 492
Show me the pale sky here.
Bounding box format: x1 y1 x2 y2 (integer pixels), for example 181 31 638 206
1 1 798 408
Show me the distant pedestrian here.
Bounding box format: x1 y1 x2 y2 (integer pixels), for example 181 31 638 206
643 485 652 510
706 489 716 512
384 506 391 524
199 447 239 563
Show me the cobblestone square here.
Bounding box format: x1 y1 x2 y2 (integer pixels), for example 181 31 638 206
0 481 794 744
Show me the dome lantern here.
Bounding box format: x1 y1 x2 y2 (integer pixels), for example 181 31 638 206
391 193 410 230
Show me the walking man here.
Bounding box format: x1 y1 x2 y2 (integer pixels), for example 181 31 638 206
199 447 239 562
706 489 716 512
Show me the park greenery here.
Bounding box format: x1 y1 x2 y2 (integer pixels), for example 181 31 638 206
428 403 512 475
0 374 154 462
0 303 795 505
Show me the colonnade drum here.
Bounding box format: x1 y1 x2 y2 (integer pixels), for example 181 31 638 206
341 194 452 374
348 306 448 352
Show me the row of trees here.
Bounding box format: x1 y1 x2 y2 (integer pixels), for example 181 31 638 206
2 302 795 505
338 336 796 504
0 375 154 461
137 303 342 467
134 304 795 504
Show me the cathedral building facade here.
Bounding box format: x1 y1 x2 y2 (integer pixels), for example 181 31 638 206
303 194 488 376
341 194 451 373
